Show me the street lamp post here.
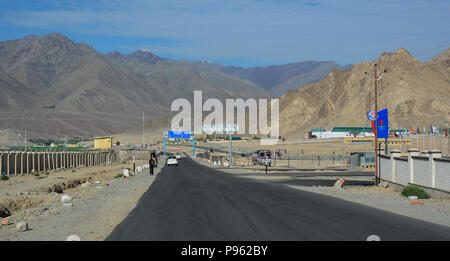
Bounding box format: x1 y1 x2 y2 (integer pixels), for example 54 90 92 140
365 64 386 186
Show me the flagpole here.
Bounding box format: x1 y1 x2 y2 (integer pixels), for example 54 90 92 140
422 133 424 152
429 129 432 151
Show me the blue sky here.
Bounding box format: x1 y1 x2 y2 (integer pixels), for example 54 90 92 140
0 0 449 67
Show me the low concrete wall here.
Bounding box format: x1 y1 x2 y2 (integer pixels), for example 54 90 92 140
413 156 432 188
380 149 450 197
394 157 409 185
435 158 450 192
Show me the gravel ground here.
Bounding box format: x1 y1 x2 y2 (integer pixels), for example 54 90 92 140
0 160 163 241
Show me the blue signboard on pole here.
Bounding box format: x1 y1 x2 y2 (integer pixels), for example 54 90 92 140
167 131 191 139
377 109 389 138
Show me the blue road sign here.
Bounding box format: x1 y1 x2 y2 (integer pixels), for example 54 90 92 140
167 131 191 139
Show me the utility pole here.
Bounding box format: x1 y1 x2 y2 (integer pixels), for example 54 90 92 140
365 63 386 186
374 64 379 185
229 133 232 166
142 111 145 148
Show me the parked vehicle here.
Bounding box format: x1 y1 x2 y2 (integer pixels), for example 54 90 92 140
251 150 272 166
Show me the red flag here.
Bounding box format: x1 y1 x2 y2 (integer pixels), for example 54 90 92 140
371 121 375 134
446 128 448 137
393 131 398 137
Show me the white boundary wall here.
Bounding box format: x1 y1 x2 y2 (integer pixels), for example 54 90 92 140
380 150 450 192
412 157 432 188
380 156 392 181
394 158 409 185
435 159 450 191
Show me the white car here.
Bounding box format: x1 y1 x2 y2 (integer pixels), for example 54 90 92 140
175 154 181 160
167 156 178 166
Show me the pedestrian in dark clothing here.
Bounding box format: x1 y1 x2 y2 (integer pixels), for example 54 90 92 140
149 156 155 175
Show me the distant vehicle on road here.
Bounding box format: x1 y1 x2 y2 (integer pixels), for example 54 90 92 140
167 156 178 166
251 150 272 166
175 154 181 160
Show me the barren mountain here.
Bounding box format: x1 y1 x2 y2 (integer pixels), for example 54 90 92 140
0 70 39 110
107 51 273 101
0 33 272 140
0 33 171 139
1 33 448 141
107 49 170 66
278 48 450 137
427 48 450 81
201 60 349 95
428 48 450 65
0 129 25 147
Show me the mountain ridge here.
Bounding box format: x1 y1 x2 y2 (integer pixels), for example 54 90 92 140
278 47 450 137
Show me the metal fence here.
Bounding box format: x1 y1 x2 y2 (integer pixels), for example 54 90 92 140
278 153 350 162
398 134 449 156
0 150 119 176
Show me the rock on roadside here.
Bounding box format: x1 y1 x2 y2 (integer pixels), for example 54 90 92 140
61 195 72 203
16 221 28 232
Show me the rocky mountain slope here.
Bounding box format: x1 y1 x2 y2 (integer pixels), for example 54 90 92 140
106 51 273 101
0 33 272 139
1 33 448 141
0 33 172 139
201 60 349 95
278 48 450 137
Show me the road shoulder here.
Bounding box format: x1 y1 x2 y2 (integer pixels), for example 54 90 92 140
0 161 163 241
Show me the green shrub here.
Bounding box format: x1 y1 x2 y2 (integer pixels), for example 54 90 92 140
1 175 9 181
114 173 123 178
71 170 76 172
401 185 430 199
34 172 40 177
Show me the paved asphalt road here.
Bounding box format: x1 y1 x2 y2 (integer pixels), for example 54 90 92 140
107 157 450 240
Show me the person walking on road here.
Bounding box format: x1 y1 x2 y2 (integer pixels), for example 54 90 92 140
149 155 155 176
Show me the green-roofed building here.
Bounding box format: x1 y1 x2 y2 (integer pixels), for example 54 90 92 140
331 127 373 133
308 126 374 139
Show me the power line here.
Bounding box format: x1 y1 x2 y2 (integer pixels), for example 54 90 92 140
413 42 450 59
